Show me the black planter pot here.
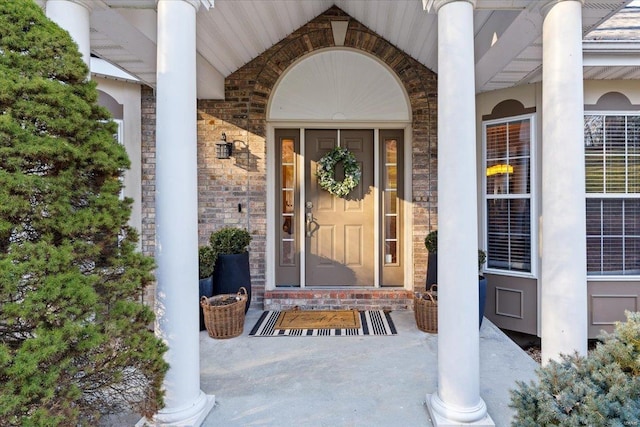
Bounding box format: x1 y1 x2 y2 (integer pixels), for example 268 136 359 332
479 276 488 328
199 276 213 331
426 252 437 287
212 252 251 313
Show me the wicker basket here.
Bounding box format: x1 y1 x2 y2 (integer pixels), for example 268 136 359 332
200 287 247 339
414 286 438 333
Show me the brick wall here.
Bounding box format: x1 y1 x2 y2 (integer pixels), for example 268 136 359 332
141 85 156 305
264 289 414 312
141 6 438 308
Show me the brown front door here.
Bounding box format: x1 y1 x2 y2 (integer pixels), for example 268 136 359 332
304 129 375 286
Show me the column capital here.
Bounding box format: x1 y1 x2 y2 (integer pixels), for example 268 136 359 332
158 0 213 11
423 0 476 13
541 0 584 17
45 0 97 12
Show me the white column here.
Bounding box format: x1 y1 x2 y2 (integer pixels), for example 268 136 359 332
425 1 494 426
540 0 588 364
154 0 214 425
45 0 91 68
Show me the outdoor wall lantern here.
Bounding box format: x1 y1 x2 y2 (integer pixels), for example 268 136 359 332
216 133 233 159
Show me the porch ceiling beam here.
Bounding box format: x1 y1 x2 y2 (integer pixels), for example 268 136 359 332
185 0 214 10
91 7 157 86
423 0 529 12
473 10 521 63
474 5 543 90
94 5 224 98
475 0 530 9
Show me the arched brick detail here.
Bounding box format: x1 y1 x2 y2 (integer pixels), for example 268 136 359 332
192 6 437 307
218 7 437 140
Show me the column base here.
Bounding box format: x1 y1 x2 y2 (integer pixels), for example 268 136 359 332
426 393 495 427
137 392 215 427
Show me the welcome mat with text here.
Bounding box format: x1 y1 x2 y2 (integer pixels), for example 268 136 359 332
249 310 397 336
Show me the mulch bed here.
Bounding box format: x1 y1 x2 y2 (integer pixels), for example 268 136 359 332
524 346 542 364
523 340 601 365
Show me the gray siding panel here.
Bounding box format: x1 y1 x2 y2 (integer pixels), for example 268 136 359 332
485 274 537 335
588 281 640 338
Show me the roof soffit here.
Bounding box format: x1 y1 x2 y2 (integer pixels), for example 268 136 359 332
88 0 631 95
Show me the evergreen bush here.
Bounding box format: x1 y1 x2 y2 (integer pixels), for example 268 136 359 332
424 230 437 253
478 249 486 273
510 311 640 426
199 246 216 279
209 227 252 255
0 1 167 425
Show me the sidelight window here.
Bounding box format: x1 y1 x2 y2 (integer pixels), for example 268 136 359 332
280 138 296 266
380 129 404 286
383 138 399 265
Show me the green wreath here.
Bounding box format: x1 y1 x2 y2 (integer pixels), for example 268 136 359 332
316 147 362 198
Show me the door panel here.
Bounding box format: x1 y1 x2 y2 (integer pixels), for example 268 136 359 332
305 129 375 286
344 225 363 266
316 225 335 261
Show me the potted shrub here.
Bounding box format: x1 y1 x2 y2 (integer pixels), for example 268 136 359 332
422 229 488 328
199 246 216 331
210 227 252 312
424 230 438 287
478 249 487 327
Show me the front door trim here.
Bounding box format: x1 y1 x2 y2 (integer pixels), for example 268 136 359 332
266 123 413 291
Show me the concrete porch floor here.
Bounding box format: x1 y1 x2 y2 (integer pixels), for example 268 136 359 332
198 308 539 427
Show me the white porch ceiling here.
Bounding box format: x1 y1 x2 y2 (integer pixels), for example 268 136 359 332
80 0 634 98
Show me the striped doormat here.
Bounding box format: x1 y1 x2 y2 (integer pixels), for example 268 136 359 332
249 310 397 336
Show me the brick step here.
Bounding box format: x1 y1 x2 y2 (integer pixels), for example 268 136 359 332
264 289 413 311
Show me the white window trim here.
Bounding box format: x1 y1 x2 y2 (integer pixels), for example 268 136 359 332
585 110 640 279
482 113 537 279
113 119 125 200
113 118 124 145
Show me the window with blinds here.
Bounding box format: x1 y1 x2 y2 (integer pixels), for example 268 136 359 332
483 116 533 273
585 114 640 276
